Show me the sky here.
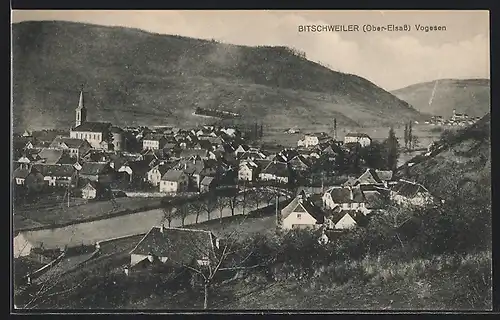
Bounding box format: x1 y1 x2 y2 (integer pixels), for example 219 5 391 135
11 10 490 90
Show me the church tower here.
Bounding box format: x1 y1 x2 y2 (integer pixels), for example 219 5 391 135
75 88 87 128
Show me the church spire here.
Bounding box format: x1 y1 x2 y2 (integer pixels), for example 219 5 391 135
75 85 87 128
78 85 85 108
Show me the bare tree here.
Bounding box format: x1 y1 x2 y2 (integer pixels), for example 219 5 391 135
215 197 227 222
178 202 190 227
199 194 217 221
175 214 272 309
161 202 176 228
188 201 203 224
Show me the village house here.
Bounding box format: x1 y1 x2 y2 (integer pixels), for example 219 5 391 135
280 192 325 230
322 186 366 212
17 151 42 168
179 148 212 160
147 162 174 187
258 160 290 184
32 164 76 188
200 176 216 193
320 143 342 161
297 133 331 148
174 157 218 190
49 136 92 159
160 169 189 193
234 144 250 157
344 132 372 147
12 166 45 192
117 160 151 184
220 127 237 137
80 180 108 200
142 133 168 151
129 226 219 270
355 168 394 188
288 155 312 173
79 162 115 185
390 179 434 207
238 160 259 181
329 210 368 230
239 149 268 161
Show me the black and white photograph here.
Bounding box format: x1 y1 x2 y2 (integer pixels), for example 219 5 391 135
11 10 491 311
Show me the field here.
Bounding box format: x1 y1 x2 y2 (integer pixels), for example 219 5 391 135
14 197 164 231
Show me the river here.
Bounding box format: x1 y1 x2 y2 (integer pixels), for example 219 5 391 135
14 192 289 257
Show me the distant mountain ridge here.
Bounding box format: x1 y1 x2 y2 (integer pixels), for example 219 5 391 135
391 79 490 118
12 20 424 131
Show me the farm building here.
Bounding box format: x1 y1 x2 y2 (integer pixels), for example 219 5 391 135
129 226 219 269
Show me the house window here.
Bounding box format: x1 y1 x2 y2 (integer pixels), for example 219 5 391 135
297 213 302 219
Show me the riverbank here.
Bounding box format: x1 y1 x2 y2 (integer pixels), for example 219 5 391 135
14 190 290 257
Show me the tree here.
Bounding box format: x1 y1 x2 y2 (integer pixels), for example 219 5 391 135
333 118 337 140
199 194 217 221
161 203 175 228
404 123 409 149
188 201 203 224
408 121 413 149
410 135 420 150
178 203 190 227
385 127 399 172
360 141 387 169
215 197 227 222
175 215 272 309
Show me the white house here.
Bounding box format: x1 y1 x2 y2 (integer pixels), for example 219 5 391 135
234 144 250 157
280 192 325 230
160 169 189 193
146 163 170 187
81 181 102 200
297 134 325 148
332 210 367 230
142 133 168 151
238 160 259 181
344 133 372 147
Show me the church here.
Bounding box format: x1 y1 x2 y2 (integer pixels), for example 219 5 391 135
69 89 125 151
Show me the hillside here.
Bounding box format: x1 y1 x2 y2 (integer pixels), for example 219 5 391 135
397 113 491 202
12 21 424 132
391 79 490 118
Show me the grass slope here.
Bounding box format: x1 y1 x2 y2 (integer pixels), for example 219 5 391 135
398 113 491 201
12 21 423 132
391 79 490 118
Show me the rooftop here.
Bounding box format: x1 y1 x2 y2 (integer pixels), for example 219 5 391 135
72 121 112 133
130 227 216 265
281 195 325 223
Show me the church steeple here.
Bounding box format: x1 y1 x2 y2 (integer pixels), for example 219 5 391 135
75 86 87 128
